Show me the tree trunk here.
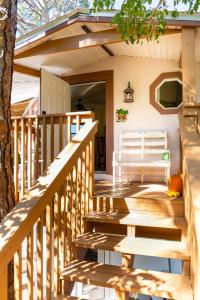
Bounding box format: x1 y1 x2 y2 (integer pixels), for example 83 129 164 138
0 1 18 299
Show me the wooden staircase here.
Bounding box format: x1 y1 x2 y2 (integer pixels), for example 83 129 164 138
61 192 193 300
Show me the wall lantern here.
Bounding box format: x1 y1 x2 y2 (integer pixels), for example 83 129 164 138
124 82 134 103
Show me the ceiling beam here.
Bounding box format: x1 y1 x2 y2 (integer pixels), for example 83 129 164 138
13 64 41 77
81 25 114 57
14 28 121 59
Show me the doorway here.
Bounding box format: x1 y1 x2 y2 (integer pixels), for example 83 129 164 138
62 70 114 175
71 82 106 171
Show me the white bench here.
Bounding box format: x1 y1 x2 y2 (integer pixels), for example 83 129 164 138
113 131 170 184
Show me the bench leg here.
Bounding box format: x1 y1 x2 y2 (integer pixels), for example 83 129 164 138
141 167 144 183
119 166 122 183
113 165 116 185
165 166 170 183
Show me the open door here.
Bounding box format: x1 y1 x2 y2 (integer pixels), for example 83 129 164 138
41 69 71 159
41 69 71 114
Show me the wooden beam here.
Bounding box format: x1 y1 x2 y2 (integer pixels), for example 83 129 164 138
182 28 196 104
14 28 180 60
14 28 121 59
81 25 114 57
13 63 40 77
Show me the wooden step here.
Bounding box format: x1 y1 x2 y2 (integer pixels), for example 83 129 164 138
93 195 184 217
55 296 86 300
60 260 193 300
85 211 187 229
74 232 189 260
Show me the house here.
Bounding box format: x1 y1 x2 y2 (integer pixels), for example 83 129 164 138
1 7 200 300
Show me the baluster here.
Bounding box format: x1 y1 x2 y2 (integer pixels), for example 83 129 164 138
50 116 54 162
37 213 45 299
77 157 82 237
54 193 60 296
14 119 19 202
89 138 94 211
72 165 77 241
67 115 72 143
28 118 32 189
14 248 22 300
27 230 34 300
66 173 72 263
59 116 63 152
81 150 86 233
46 202 53 299
34 117 40 180
60 182 67 294
76 115 80 133
85 144 90 213
0 265 8 300
21 118 25 197
42 117 47 172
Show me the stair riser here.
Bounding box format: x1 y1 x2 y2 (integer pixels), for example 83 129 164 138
93 196 184 217
88 222 183 241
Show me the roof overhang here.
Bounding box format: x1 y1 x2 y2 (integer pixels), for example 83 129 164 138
15 9 200 57
13 9 199 76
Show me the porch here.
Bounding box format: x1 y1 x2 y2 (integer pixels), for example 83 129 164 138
0 107 199 299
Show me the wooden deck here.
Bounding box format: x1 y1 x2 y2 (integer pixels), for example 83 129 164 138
94 180 177 201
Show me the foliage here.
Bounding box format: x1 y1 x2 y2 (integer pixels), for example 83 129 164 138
17 0 89 35
116 108 129 115
93 0 200 43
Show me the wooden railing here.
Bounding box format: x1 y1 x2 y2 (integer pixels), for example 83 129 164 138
0 120 97 300
11 111 94 201
179 111 200 300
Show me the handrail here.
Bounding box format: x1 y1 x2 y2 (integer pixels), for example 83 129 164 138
0 120 97 299
11 111 94 200
11 111 94 121
179 113 200 300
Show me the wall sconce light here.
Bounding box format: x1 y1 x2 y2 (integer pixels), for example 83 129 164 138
124 82 134 103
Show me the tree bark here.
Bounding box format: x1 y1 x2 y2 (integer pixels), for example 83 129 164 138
0 1 18 299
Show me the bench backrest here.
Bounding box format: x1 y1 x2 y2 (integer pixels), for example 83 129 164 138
120 131 168 160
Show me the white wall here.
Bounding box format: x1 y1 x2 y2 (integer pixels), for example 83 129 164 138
68 56 181 175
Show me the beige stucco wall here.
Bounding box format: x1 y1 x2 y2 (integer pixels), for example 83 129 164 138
69 56 181 175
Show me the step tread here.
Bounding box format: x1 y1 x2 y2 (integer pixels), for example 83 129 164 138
93 195 184 205
55 297 86 300
74 232 189 260
85 211 187 229
60 260 193 300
